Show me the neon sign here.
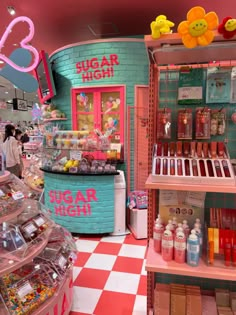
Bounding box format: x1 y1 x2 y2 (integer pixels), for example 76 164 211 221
0 16 39 72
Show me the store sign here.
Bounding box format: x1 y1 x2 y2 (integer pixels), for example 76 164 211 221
76 54 119 82
49 189 97 217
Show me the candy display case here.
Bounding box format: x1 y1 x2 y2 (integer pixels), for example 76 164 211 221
24 153 44 192
0 173 76 314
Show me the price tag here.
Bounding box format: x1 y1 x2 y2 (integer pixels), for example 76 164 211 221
24 222 37 234
58 255 67 270
70 150 82 161
17 281 33 299
0 189 5 197
33 216 45 227
12 191 24 200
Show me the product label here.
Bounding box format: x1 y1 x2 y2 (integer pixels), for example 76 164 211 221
58 255 67 270
24 222 37 234
70 150 82 161
187 244 199 253
174 241 186 250
12 191 24 200
17 281 33 299
178 87 202 100
33 216 45 227
162 239 173 248
153 232 162 240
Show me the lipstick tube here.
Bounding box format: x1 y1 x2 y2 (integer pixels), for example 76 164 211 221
190 141 196 157
183 142 190 157
207 160 214 177
155 158 161 175
170 159 175 175
157 142 162 156
163 158 168 175
163 142 169 156
217 142 225 158
197 142 203 158
222 160 231 177
214 160 222 177
192 159 198 176
199 160 206 176
177 159 183 176
176 141 182 157
185 159 190 176
169 142 175 157
203 142 209 158
210 142 217 158
224 243 231 267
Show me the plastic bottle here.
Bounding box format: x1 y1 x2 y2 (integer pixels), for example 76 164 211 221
153 222 164 253
187 230 200 267
195 218 202 229
174 230 186 263
172 217 178 230
161 226 173 261
155 214 163 225
166 220 174 233
175 223 183 234
194 223 203 256
182 220 190 237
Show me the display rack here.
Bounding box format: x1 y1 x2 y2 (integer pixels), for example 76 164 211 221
145 32 236 313
0 174 75 314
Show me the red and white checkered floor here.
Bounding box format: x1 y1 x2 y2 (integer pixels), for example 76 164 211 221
70 233 147 315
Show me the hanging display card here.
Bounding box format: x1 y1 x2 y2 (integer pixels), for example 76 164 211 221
185 191 206 208
178 68 204 105
206 68 231 103
230 67 236 103
159 190 178 206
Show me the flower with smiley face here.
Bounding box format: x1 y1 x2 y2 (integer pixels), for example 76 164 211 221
178 6 219 48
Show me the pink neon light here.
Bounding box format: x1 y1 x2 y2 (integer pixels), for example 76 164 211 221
0 16 39 72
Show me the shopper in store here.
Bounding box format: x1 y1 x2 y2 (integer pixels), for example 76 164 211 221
15 129 24 179
2 124 21 177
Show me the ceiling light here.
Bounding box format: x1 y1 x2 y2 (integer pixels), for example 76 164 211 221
7 6 16 16
5 91 9 94
0 61 4 64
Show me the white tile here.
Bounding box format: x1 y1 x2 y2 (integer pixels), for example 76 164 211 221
141 259 147 276
75 239 99 253
133 295 147 315
71 286 102 313
84 253 117 270
100 235 126 243
72 266 82 282
118 244 146 259
104 271 140 294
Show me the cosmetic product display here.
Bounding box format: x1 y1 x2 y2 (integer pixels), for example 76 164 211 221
177 109 193 140
195 108 211 139
157 108 172 139
151 141 235 185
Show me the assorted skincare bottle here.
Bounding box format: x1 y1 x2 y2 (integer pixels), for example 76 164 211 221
174 229 186 263
153 220 164 253
194 223 203 256
162 226 174 261
187 230 200 267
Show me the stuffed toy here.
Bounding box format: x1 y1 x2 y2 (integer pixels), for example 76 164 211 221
150 15 175 39
218 17 236 39
178 6 218 48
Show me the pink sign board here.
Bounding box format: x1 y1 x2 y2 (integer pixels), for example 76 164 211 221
49 189 98 217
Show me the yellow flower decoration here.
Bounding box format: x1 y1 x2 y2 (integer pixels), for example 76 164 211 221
178 6 219 48
151 15 175 39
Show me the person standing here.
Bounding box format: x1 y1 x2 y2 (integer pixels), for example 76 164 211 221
15 129 24 179
2 124 21 177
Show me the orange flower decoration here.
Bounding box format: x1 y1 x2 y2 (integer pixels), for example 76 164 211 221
178 6 219 48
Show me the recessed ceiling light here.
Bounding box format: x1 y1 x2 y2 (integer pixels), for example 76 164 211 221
7 99 12 103
5 91 8 94
0 61 4 64
7 6 16 16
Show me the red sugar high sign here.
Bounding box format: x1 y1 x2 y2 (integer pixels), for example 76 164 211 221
76 54 119 82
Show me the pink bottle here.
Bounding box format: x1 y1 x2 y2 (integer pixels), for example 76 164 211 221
153 222 164 253
166 220 175 234
174 230 186 263
161 226 173 261
172 217 178 230
182 220 190 237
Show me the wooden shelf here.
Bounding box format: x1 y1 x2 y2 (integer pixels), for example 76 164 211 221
146 239 236 281
0 229 52 277
145 174 236 193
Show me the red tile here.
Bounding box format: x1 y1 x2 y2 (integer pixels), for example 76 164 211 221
73 268 110 289
112 256 143 274
74 252 91 267
69 312 91 315
93 242 122 255
94 291 135 315
137 275 147 296
124 233 147 246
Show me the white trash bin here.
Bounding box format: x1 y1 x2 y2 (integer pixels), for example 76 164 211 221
111 170 130 236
